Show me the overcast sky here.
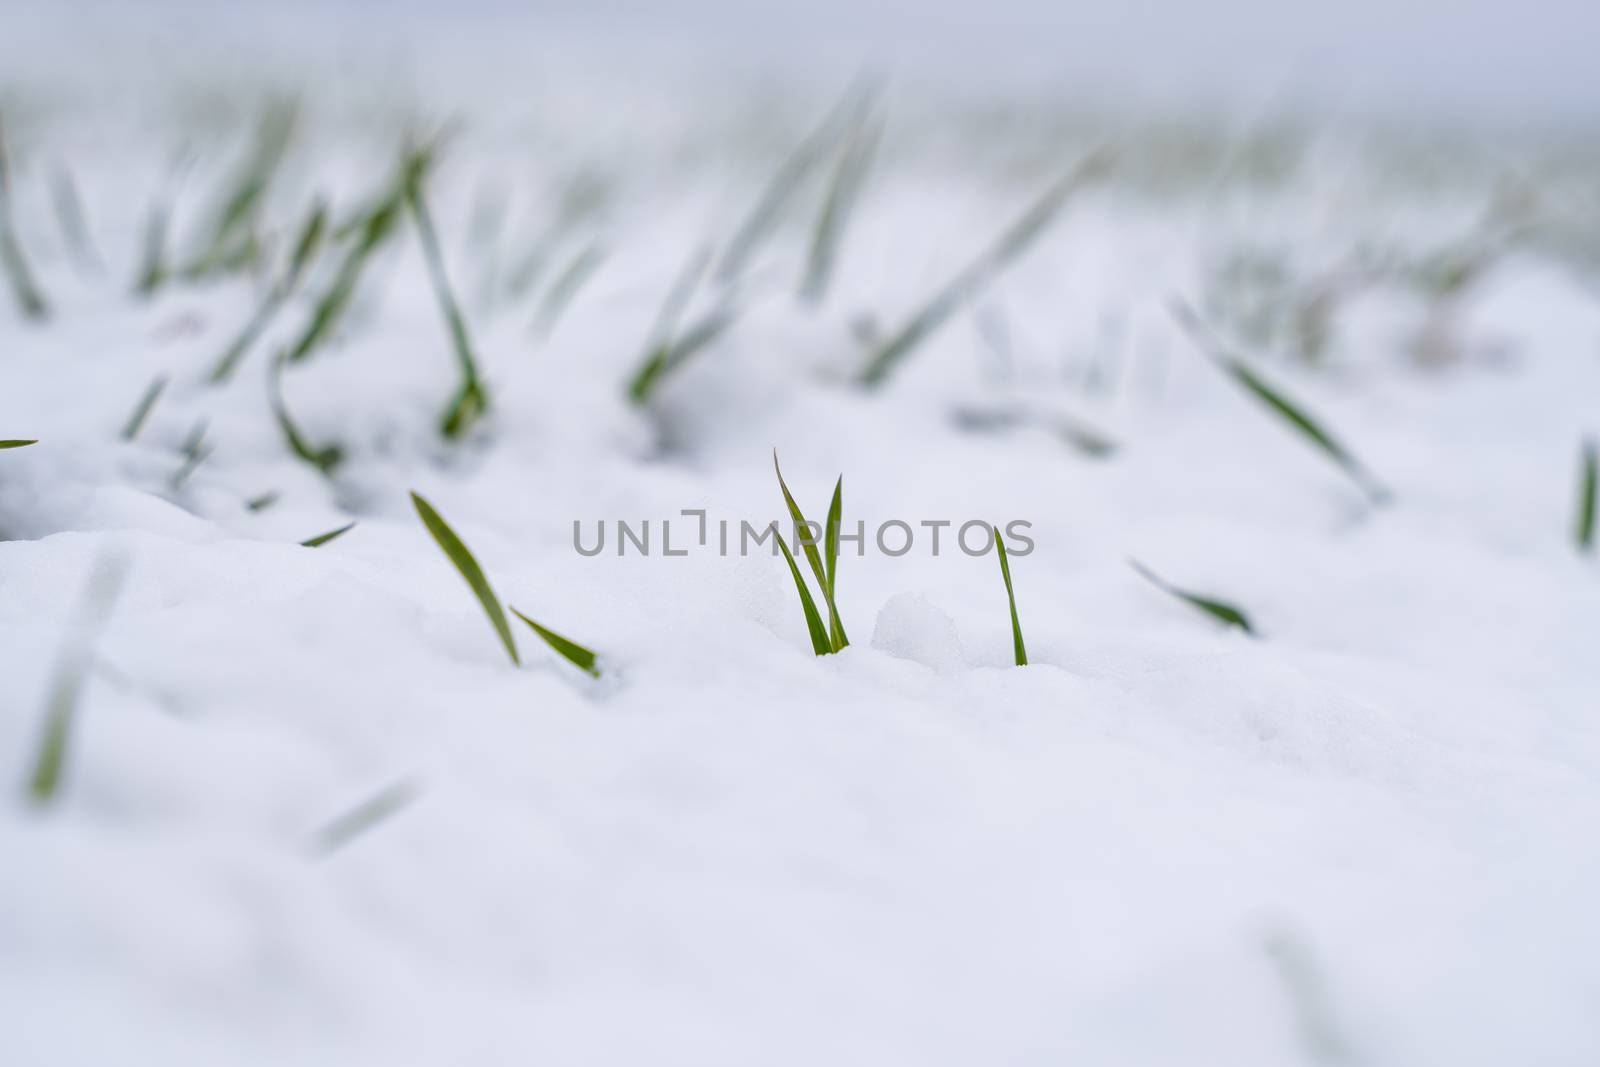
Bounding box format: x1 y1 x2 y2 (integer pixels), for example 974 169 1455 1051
9 0 1599 124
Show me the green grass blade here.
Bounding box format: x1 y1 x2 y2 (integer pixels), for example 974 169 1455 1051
0 116 49 321
1173 300 1389 503
267 352 343 475
309 778 420 857
404 156 490 440
50 163 105 277
1 438 37 449
625 301 741 405
209 199 327 384
824 475 845 648
859 148 1110 387
245 491 280 512
773 451 847 649
120 374 168 440
530 241 606 340
1577 438 1597 553
131 192 172 299
800 110 881 305
286 150 419 363
26 554 130 807
776 530 832 656
1129 559 1256 636
410 490 519 666
995 526 1027 666
509 606 601 677
182 100 296 280
301 521 357 548
716 80 875 283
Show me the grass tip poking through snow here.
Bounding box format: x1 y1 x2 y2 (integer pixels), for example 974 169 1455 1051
1575 438 1597 554
994 524 1027 666
300 521 357 548
509 607 602 678
772 450 849 654
410 491 520 667
1129 559 1256 636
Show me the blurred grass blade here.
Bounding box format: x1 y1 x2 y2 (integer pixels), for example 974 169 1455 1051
0 114 49 321
131 191 173 299
182 100 295 280
26 554 131 807
995 526 1027 666
717 80 875 283
286 148 421 363
50 163 104 277
1577 438 1597 553
410 490 519 666
530 241 605 340
776 529 832 656
773 451 848 650
1172 300 1389 504
626 301 740 405
800 109 881 305
509 606 601 677
1130 559 1256 635
1 438 37 449
120 374 168 440
859 148 1111 387
404 156 491 440
268 352 343 475
246 491 280 512
209 199 327 384
301 521 357 548
309 779 420 857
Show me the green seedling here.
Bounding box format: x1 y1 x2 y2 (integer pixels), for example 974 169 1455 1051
859 148 1111 387
120 374 169 440
1172 300 1389 504
1130 559 1255 635
1577 438 1597 553
995 525 1027 666
773 451 848 651
26 554 130 807
309 779 421 857
509 607 601 677
209 199 327 383
410 491 519 666
301 521 357 548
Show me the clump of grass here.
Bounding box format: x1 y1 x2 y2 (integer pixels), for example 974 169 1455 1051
1 438 37 449
1130 559 1255 635
405 156 492 439
0 113 49 321
301 521 357 548
308 778 420 857
766 452 849 655
410 491 519 666
286 146 426 364
208 198 327 384
800 106 882 305
858 147 1111 388
509 607 601 677
119 374 169 441
268 351 343 475
1577 438 1597 553
1172 300 1389 504
625 245 742 405
994 525 1027 666
25 554 130 808
181 100 296 281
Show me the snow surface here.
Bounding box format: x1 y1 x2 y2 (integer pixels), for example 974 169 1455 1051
4 18 1600 1067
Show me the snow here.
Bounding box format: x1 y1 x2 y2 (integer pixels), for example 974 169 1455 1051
4 13 1600 1066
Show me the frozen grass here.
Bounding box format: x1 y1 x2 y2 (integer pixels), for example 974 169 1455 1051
1130 559 1255 635
1577 438 1597 553
119 375 168 441
509 606 601 678
208 199 327 384
411 491 519 666
308 778 421 857
994 525 1027 666
0 438 38 449
0 114 49 321
300 521 357 548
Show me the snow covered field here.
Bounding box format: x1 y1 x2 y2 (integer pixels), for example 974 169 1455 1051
4 7 1600 1064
